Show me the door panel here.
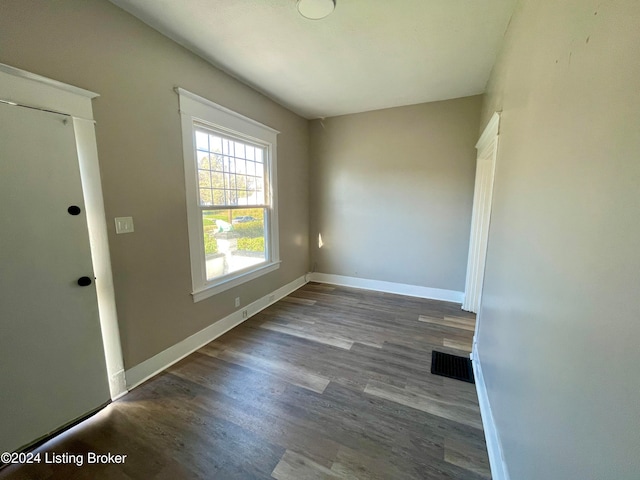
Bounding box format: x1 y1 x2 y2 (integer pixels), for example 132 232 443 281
0 102 110 453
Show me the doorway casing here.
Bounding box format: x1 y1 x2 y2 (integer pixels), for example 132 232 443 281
0 63 127 400
462 112 500 316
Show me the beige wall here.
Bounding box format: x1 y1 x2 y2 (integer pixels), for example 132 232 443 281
309 96 482 292
0 0 309 369
478 0 640 478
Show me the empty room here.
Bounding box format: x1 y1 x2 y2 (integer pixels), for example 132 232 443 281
0 0 638 479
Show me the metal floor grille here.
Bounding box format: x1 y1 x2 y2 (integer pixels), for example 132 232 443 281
431 351 475 383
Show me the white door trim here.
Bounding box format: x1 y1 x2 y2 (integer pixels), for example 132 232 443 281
0 63 127 399
462 112 500 314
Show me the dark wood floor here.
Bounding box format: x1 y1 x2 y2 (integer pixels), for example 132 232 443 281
0 282 490 480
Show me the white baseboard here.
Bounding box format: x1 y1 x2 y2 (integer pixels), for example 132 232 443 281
472 343 510 480
306 272 464 303
109 369 128 400
125 275 308 390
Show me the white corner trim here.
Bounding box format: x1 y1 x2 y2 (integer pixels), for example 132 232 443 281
472 343 511 480
124 274 308 391
306 272 464 303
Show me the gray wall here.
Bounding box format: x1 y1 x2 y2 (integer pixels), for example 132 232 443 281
0 0 309 369
309 97 482 292
478 0 640 478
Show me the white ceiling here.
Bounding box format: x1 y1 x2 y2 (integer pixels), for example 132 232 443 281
110 0 518 119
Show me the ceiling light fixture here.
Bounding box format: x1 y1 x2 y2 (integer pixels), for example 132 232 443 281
297 0 336 20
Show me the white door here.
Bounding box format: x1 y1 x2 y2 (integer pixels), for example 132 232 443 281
0 101 110 453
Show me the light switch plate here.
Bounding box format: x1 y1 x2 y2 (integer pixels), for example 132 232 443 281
115 216 134 234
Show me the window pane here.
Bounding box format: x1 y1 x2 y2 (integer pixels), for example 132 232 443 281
245 176 255 193
200 188 213 205
246 160 255 177
210 153 222 171
202 208 266 281
196 151 210 170
195 130 267 208
195 131 209 150
213 189 225 204
198 170 211 189
234 142 245 159
210 135 222 153
236 174 248 196
211 171 224 189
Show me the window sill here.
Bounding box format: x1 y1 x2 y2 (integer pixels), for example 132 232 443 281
191 260 281 303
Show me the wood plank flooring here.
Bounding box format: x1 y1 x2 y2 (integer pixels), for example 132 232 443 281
0 282 490 480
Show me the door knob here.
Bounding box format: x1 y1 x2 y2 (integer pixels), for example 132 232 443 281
77 276 93 287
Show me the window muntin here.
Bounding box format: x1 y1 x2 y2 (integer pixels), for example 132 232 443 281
194 129 266 208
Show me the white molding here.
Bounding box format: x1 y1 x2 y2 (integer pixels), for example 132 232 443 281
176 87 280 301
472 343 510 480
175 87 279 135
73 118 127 401
307 273 464 303
0 62 97 120
463 111 501 314
109 370 128 401
476 111 501 152
125 275 308 390
0 63 98 99
192 261 281 301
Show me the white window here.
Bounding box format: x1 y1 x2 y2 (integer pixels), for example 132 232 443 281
177 88 280 302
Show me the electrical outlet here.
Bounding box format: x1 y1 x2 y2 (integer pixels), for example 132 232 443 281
235 297 240 308
242 310 248 318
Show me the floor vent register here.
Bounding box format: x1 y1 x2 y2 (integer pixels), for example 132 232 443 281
430 350 475 384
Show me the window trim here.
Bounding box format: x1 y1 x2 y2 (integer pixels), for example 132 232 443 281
176 87 280 302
